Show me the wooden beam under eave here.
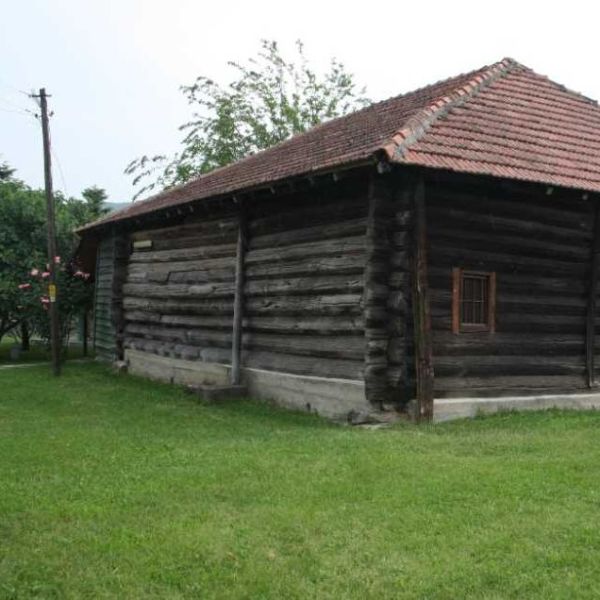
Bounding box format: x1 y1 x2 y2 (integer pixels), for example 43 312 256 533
411 174 434 421
230 201 247 385
586 199 600 388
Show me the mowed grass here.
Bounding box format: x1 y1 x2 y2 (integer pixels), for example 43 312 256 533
2 365 600 599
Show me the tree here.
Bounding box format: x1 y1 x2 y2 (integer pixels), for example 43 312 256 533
82 186 109 219
0 161 15 181
0 164 100 348
126 40 370 199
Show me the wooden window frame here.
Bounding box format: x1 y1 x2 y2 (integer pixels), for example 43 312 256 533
452 268 496 334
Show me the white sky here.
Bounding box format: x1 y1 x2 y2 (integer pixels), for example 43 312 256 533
1 0 599 203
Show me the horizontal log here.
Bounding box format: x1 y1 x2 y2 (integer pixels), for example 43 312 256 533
128 256 236 277
243 349 363 380
245 236 366 265
427 190 592 232
433 331 584 356
149 230 238 251
434 375 587 397
434 355 585 378
427 205 591 246
124 310 162 323
429 268 587 295
432 314 585 334
123 297 234 315
129 243 237 264
431 288 587 309
244 314 365 335
429 245 586 278
245 275 362 297
124 324 232 348
249 217 367 250
246 294 363 316
248 195 367 236
123 282 235 300
127 266 235 284
246 254 365 280
429 226 590 262
130 215 237 242
124 337 232 363
245 332 364 360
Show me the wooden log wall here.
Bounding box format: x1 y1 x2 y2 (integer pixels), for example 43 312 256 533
242 177 369 380
121 175 370 383
384 173 415 406
363 173 395 406
425 172 595 398
93 234 117 361
123 208 239 363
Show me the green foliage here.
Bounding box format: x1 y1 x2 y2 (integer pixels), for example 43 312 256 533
81 185 109 220
17 264 92 350
126 40 370 199
0 164 105 344
3 364 600 597
0 161 15 181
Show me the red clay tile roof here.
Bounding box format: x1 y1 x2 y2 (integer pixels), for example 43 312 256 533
80 58 600 232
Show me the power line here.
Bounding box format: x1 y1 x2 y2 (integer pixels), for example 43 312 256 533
51 147 69 197
0 106 31 117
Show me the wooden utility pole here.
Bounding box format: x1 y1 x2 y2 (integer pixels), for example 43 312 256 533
34 88 61 375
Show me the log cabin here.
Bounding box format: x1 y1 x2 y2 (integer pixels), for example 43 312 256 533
76 58 600 422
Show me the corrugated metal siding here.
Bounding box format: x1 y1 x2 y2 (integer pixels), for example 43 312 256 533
94 234 117 361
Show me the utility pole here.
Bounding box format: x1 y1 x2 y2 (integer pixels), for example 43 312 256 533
32 88 61 376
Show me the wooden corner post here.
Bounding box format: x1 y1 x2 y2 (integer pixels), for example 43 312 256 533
412 174 434 421
586 199 600 388
231 201 247 385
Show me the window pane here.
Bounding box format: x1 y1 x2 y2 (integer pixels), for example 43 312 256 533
461 273 489 327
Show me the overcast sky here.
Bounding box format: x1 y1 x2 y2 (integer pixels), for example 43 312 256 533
1 0 599 204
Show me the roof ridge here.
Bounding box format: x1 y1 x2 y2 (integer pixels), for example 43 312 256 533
381 58 521 160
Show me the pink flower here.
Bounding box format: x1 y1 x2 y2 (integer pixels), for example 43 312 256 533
41 271 50 279
83 272 91 280
30 268 39 277
40 296 50 304
18 283 31 290
74 270 83 277
54 256 61 264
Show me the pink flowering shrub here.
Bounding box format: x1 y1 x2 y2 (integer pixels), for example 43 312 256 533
17 258 93 348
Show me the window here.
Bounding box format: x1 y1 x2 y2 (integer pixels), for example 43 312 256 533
452 268 496 333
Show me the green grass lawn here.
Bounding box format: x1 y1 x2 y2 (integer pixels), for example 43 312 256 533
2 364 600 599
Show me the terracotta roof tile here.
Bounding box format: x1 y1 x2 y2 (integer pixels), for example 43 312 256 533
80 57 600 232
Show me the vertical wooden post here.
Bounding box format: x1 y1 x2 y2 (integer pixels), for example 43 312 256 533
231 201 246 385
451 267 461 335
412 174 434 421
82 310 88 357
363 172 394 408
586 200 600 388
112 232 129 362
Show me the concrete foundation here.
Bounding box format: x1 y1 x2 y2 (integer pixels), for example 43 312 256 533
125 350 600 423
125 349 372 420
434 392 600 422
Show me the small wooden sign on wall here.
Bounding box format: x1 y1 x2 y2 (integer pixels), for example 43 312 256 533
132 240 153 251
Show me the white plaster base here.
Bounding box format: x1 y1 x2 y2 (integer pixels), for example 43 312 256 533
434 393 600 422
125 349 371 420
